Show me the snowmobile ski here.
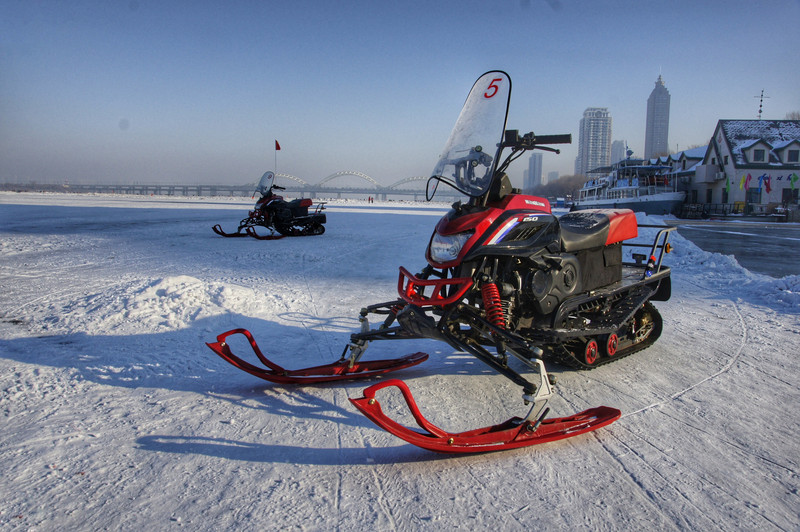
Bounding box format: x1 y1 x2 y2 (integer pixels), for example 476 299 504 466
350 379 621 453
206 328 428 384
244 226 285 240
211 224 249 237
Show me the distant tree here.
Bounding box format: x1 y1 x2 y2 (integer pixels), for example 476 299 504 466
786 111 800 120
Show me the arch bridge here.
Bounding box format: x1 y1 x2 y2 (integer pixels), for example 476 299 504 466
317 171 380 188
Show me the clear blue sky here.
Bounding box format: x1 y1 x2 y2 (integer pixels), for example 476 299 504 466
3 0 799 188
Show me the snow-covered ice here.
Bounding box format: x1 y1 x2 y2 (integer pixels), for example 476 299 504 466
1 192 798 531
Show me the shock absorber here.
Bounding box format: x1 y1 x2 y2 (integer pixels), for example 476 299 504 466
481 282 506 329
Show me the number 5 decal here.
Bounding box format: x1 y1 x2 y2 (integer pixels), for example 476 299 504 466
484 78 502 98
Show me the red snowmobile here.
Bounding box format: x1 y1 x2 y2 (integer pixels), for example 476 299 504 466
207 71 675 453
212 171 326 240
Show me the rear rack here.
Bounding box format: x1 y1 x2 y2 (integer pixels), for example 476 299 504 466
623 224 676 280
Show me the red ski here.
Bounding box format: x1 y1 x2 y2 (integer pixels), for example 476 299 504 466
351 379 621 453
244 226 285 240
206 328 428 384
211 224 249 237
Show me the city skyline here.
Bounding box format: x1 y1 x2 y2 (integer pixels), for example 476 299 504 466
2 1 799 188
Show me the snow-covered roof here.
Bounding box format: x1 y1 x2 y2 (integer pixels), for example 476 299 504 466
737 138 765 150
679 145 708 159
718 119 800 168
772 139 800 151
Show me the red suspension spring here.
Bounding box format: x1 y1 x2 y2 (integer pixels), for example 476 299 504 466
481 282 506 329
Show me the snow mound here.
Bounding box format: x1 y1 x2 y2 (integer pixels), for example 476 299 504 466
635 213 800 309
43 276 260 335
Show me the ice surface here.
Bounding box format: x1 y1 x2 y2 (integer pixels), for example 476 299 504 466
1 192 798 530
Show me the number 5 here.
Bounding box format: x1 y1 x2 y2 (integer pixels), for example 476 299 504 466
484 78 502 98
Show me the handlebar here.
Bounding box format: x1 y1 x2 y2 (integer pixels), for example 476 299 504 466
530 134 572 145
499 130 572 157
502 130 572 149
273 184 285 190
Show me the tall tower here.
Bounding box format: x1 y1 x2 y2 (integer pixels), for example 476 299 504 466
611 140 627 164
524 152 543 192
575 108 612 176
644 75 671 159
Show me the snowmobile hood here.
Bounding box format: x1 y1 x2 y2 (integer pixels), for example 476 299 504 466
427 193 555 268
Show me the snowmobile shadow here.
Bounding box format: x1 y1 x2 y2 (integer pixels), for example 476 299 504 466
0 314 501 422
134 434 446 465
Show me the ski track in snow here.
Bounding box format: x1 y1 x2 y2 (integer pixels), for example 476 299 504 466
621 296 747 419
1 192 799 531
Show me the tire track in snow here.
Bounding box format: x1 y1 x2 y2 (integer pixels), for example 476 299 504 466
601 414 793 531
293 251 401 529
621 298 747 419
555 393 692 529
591 296 793 531
597 428 725 531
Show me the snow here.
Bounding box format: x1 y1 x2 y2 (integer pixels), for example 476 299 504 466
719 120 800 167
1 191 799 531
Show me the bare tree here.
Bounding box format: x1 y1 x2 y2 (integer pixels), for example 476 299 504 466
786 111 800 120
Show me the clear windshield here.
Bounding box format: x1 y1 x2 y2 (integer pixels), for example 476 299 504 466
255 171 275 194
431 71 511 197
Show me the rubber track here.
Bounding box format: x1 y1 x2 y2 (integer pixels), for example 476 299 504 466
545 301 663 370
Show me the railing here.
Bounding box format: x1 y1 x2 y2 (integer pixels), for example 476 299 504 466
678 203 743 219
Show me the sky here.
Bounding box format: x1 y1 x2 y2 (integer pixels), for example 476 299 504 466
2 0 800 189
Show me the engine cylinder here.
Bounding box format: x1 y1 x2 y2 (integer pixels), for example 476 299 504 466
522 254 581 315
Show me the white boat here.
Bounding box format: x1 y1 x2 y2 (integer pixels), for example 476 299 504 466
573 158 685 215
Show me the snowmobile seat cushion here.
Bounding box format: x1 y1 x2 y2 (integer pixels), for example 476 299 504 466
288 198 313 208
559 209 637 252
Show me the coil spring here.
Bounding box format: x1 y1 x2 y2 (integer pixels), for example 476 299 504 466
481 282 506 329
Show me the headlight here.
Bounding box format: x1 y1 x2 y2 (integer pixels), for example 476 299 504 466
428 231 472 264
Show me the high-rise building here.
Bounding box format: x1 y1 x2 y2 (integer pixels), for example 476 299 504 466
611 140 627 165
644 75 671 159
574 107 612 176
524 152 543 192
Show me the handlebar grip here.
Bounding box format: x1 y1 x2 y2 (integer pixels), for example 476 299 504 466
534 134 572 145
273 185 285 190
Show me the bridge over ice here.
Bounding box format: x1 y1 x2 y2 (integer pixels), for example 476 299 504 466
10 171 462 201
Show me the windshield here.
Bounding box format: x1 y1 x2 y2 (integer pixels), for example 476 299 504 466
255 171 275 194
431 71 511 197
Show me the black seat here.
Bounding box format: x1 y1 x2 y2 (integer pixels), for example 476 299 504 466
558 211 611 252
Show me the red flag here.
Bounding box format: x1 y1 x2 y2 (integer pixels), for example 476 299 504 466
275 140 281 151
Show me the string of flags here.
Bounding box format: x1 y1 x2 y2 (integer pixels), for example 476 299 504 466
735 172 800 192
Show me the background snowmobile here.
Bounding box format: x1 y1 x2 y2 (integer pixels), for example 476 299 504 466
212 171 326 240
207 71 675 453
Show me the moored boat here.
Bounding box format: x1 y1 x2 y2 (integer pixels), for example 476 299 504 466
574 158 685 215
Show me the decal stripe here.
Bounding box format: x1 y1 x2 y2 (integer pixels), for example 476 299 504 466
486 217 520 245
